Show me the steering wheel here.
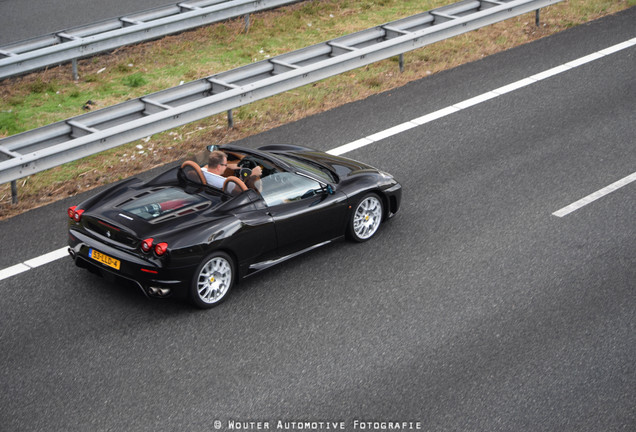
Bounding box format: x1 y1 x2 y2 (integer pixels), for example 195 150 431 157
238 157 257 169
237 167 253 184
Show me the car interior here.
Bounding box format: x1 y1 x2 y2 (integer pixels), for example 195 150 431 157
178 147 332 209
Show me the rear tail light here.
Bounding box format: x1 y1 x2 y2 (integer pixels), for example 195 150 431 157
67 206 77 219
154 242 168 256
73 209 84 222
141 238 154 253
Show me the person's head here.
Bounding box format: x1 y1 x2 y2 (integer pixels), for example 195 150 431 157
207 150 227 175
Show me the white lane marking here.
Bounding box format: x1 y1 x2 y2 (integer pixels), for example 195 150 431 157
411 106 461 125
453 91 500 109
328 37 636 156
328 137 373 155
1 38 635 282
492 78 536 95
600 39 635 55
0 247 69 281
552 172 636 218
23 247 69 268
367 122 419 141
0 263 31 280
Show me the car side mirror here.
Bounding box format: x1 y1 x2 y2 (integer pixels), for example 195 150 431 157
206 144 220 152
325 184 335 195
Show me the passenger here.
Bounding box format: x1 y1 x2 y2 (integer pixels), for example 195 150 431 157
203 150 262 190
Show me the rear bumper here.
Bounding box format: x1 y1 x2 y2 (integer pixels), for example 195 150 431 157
68 230 193 299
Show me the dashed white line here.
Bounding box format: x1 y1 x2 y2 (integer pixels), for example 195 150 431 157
552 172 636 218
1 38 635 282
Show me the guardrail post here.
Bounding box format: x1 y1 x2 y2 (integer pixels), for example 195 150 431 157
245 14 250 33
536 9 541 26
72 59 79 81
227 109 234 129
399 54 404 73
11 180 18 204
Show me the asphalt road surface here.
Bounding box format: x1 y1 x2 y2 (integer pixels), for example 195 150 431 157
0 7 634 432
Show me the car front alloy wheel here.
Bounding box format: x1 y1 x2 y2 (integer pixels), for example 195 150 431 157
349 194 383 242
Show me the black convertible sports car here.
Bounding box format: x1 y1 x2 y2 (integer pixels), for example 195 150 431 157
67 144 401 308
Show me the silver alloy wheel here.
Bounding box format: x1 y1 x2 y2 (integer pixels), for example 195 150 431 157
353 195 383 240
196 255 233 304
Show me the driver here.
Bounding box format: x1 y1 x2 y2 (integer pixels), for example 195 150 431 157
203 150 262 190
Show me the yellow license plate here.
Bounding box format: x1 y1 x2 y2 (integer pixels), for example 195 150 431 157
89 249 121 270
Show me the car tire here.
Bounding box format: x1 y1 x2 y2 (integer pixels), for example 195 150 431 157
190 251 235 308
347 193 383 242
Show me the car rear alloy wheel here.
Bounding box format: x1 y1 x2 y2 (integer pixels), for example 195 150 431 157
349 194 383 242
191 252 234 308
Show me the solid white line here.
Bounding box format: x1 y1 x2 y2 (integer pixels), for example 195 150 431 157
1 38 635 282
565 52 604 67
531 64 572 80
552 172 636 218
0 263 31 281
453 91 500 109
600 40 636 55
328 138 373 156
23 247 69 268
492 78 536 95
0 247 69 281
327 37 636 156
411 106 460 125
367 122 419 141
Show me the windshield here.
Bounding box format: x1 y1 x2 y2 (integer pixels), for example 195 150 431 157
275 154 336 183
119 187 211 221
259 172 324 207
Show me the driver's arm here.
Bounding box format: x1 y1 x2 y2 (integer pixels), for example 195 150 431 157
228 162 262 178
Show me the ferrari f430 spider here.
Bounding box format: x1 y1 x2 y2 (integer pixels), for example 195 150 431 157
67 144 401 308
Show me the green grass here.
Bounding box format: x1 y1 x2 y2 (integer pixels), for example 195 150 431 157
0 111 20 135
122 72 148 88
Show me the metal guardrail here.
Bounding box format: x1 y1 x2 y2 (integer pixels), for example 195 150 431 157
0 0 302 80
0 0 563 188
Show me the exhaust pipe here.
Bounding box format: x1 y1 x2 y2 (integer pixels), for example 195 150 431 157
148 287 171 297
